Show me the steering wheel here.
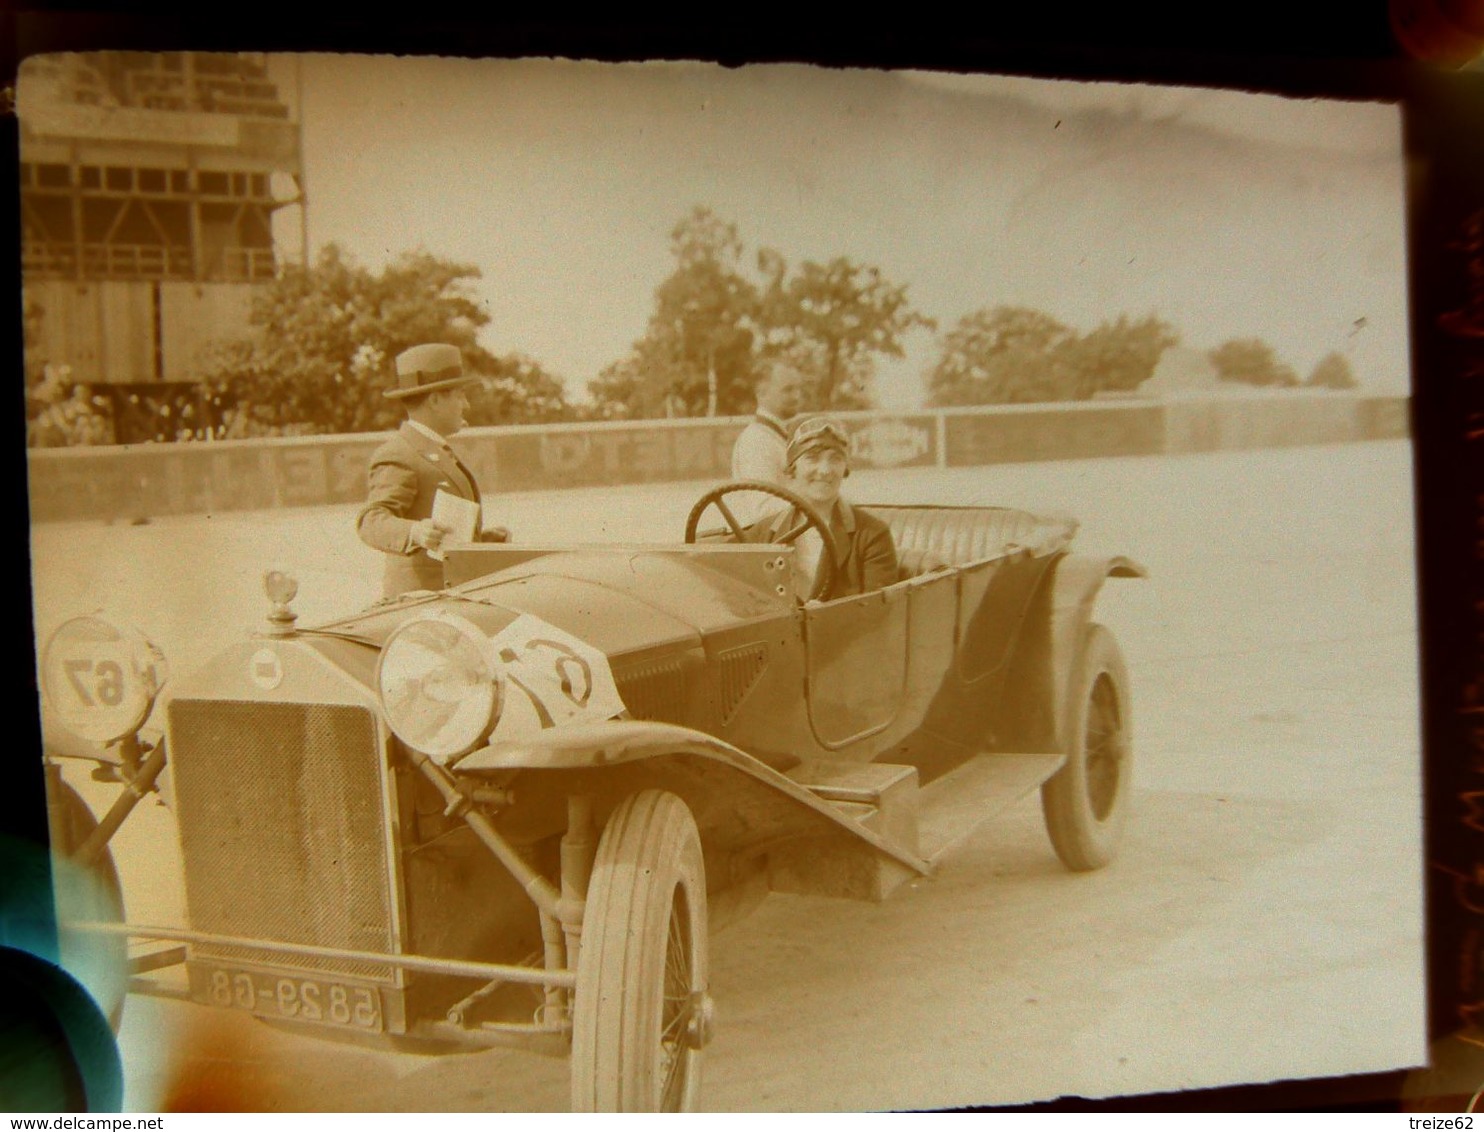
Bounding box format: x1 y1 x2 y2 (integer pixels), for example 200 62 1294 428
684 480 840 603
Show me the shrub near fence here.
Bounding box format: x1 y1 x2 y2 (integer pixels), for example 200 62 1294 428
25 393 1409 524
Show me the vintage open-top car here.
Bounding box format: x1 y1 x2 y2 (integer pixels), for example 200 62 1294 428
39 480 1144 1111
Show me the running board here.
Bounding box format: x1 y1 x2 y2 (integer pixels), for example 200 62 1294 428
777 759 922 899
785 759 920 854
916 754 1063 864
784 753 1063 880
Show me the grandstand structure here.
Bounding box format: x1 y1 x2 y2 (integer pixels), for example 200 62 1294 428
19 52 303 440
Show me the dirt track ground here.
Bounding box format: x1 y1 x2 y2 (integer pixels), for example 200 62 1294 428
28 440 1424 1111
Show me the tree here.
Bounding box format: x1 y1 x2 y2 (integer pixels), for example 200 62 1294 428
589 208 933 418
201 243 572 435
471 354 572 424
1208 338 1300 388
927 307 1179 405
758 250 935 411
588 208 759 419
1059 314 1179 399
926 307 1078 405
1306 351 1359 390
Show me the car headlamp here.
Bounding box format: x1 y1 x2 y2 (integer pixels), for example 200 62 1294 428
41 616 168 744
376 613 500 763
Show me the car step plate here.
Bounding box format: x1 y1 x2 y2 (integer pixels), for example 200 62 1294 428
916 753 1062 863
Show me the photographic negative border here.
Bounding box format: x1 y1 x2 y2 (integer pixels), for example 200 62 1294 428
2 8 1479 1113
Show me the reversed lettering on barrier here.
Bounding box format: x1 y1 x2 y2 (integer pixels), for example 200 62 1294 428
849 418 933 468
23 400 1387 521
536 428 724 484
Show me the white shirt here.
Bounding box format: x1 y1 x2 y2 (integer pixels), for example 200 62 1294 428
405 419 450 448
731 411 791 525
792 527 825 601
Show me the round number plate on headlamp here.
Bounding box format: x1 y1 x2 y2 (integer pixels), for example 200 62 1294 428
376 613 499 762
41 616 167 744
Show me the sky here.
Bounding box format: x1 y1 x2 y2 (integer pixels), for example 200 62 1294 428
266 55 1409 408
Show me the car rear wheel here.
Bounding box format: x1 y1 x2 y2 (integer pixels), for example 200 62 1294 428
45 770 128 1031
1041 624 1132 871
570 789 710 1112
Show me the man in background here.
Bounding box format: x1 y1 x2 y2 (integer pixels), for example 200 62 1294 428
357 343 509 598
730 358 804 522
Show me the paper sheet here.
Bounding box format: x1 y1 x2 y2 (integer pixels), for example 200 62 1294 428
427 488 479 561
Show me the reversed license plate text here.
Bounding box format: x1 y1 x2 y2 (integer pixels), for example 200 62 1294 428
202 967 383 1030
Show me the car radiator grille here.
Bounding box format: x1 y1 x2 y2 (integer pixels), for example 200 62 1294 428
167 700 397 982
615 656 690 722
716 643 769 725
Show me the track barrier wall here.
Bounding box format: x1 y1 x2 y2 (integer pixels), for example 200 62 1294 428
25 391 1410 524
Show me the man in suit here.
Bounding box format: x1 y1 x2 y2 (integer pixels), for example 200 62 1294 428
730 359 804 524
744 415 897 603
357 343 509 598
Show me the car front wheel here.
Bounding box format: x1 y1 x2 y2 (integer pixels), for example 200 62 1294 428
45 770 128 1031
570 789 710 1112
1041 623 1132 871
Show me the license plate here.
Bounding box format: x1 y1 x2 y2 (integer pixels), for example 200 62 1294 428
193 965 384 1031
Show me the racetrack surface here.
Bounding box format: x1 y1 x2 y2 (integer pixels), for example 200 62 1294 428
29 440 1424 1111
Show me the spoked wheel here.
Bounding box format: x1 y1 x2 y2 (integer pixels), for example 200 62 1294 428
45 768 128 1031
1041 624 1132 871
570 790 711 1112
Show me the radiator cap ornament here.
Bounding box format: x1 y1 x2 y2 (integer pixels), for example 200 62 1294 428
263 568 298 637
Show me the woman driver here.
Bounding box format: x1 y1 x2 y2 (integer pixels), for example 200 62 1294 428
745 416 898 602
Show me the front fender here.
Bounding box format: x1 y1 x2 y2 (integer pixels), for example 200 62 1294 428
455 718 781 775
996 553 1146 753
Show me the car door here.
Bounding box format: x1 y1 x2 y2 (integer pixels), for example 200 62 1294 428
803 582 911 750
802 564 965 756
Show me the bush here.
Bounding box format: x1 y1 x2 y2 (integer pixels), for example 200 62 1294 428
1307 351 1359 390
1208 338 1299 388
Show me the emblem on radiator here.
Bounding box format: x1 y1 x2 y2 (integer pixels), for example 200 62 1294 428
250 646 284 690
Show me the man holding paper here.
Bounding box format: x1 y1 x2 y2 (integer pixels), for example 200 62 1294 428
357 343 510 598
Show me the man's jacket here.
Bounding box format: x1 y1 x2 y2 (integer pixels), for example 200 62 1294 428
357 422 483 598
